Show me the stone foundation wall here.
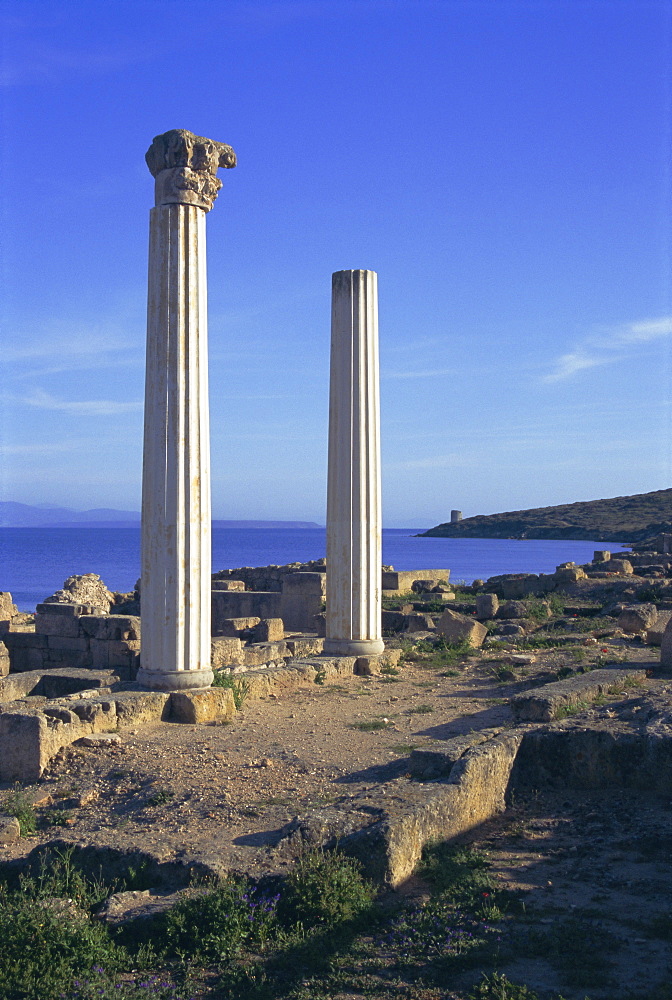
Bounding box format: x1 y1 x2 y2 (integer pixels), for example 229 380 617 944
212 559 327 592
4 605 140 680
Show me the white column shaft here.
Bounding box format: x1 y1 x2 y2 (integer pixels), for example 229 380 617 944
325 269 384 656
138 204 213 690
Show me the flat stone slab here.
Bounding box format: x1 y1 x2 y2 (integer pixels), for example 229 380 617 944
511 667 649 722
170 687 236 724
75 733 122 747
281 731 524 885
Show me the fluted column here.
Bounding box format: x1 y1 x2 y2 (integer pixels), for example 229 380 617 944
137 129 236 691
324 269 384 656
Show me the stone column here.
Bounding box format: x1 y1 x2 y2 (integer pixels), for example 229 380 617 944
324 270 384 656
137 129 236 691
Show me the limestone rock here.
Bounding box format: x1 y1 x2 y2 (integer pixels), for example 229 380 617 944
0 641 9 678
553 566 587 584
0 815 21 842
250 618 284 642
603 559 634 576
170 687 236 724
661 616 672 670
0 593 18 620
497 600 527 619
435 609 487 648
476 594 499 619
406 613 435 632
644 612 672 646
43 574 114 613
617 603 659 634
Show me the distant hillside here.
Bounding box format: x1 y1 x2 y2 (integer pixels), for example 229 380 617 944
0 503 322 530
0 502 141 527
420 489 672 542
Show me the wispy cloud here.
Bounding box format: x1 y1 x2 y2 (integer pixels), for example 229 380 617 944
24 390 142 417
544 316 672 382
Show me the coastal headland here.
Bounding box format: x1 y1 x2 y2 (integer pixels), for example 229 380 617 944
421 487 672 542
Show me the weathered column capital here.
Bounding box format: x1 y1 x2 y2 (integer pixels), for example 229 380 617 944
146 128 236 212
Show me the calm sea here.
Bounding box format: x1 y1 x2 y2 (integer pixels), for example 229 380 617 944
0 527 631 612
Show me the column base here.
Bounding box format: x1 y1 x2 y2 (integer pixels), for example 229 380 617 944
136 668 214 692
323 637 385 656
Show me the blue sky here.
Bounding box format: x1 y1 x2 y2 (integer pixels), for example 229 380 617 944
1 0 670 527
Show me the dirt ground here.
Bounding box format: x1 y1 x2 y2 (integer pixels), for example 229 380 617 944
1 627 670 999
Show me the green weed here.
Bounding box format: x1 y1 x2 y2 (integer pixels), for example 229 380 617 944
145 788 174 807
469 971 541 999
163 878 278 963
4 785 37 836
408 704 434 714
46 808 73 827
0 888 124 1000
281 850 375 929
554 700 590 718
211 671 250 709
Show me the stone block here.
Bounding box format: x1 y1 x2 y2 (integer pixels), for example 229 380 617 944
497 600 528 619
603 559 634 575
46 635 90 652
0 816 21 843
280 572 326 631
476 594 499 619
381 570 450 594
285 637 325 657
46 647 91 669
90 639 110 669
34 613 82 638
405 613 435 632
79 615 141 641
593 551 611 563
0 709 91 781
37 668 118 700
112 691 171 726
35 602 87 616
211 580 245 591
106 639 141 670
210 637 244 669
436 609 487 648
553 566 587 585
313 613 326 637
499 575 539 599
215 616 261 637
353 648 402 675
6 645 47 673
67 699 117 731
617 603 659 634
170 687 236 724
661 617 672 670
212 591 281 633
354 655 382 676
242 641 288 667
76 733 122 747
4 632 48 649
250 618 284 642
644 612 672 646
381 610 406 633
0 670 42 701
511 667 648 722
